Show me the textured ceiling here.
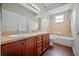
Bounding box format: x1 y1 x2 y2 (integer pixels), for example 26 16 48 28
44 3 68 11
28 3 69 14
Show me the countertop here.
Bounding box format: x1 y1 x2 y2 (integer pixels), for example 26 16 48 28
0 32 49 45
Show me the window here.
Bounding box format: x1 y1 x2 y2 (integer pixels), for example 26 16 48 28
55 15 64 23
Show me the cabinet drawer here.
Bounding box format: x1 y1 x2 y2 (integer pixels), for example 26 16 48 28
37 47 42 55
37 39 42 43
37 43 42 49
37 35 42 44
37 35 42 41
26 37 36 43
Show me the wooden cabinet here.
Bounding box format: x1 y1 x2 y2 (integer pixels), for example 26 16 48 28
36 35 43 56
1 41 23 56
23 37 36 56
1 33 50 56
43 34 49 52
22 40 28 56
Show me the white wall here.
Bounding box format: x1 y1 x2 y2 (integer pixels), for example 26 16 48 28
0 4 1 34
41 17 49 32
0 14 1 34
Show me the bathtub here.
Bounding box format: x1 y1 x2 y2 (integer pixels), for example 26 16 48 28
50 35 74 47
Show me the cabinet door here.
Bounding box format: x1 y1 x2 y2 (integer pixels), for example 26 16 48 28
28 37 36 56
22 40 28 56
26 37 36 56
1 41 23 56
46 34 49 48
36 35 43 56
43 34 49 52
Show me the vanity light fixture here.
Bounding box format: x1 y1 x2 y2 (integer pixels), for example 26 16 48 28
29 3 40 11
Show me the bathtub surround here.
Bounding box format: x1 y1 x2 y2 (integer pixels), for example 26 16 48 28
50 35 73 47
48 10 72 37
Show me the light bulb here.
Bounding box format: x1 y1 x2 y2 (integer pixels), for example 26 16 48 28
32 4 34 7
34 5 37 9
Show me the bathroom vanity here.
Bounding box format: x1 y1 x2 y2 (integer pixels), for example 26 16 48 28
1 32 50 56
